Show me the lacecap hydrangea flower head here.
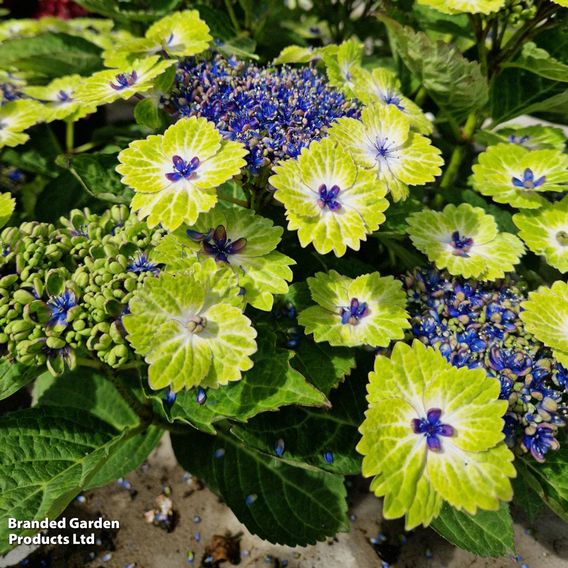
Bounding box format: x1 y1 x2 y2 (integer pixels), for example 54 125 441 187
166 54 360 173
471 143 568 209
123 258 257 391
269 137 389 257
298 270 409 347
514 196 568 273
521 281 568 369
358 341 515 529
407 203 524 280
328 104 443 201
152 203 295 311
117 117 247 231
404 269 568 463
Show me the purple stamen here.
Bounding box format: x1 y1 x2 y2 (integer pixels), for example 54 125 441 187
450 231 474 257
110 70 138 91
383 91 404 111
187 224 247 263
165 155 200 182
411 407 455 452
57 90 72 102
317 183 341 211
512 168 546 190
339 298 369 325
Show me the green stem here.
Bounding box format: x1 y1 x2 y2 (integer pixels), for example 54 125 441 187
414 86 428 107
76 357 103 369
105 367 154 423
224 0 241 33
65 120 74 153
218 193 249 208
437 112 478 204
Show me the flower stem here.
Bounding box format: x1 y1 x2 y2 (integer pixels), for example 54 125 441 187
218 193 249 208
65 120 74 153
224 0 241 33
436 112 478 206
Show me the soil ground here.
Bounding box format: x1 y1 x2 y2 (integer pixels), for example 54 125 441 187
2 435 568 568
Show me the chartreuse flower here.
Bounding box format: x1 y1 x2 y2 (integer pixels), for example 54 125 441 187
357 341 515 529
416 0 505 14
352 67 432 135
514 197 568 273
521 281 568 368
328 104 443 201
323 39 362 95
270 138 389 257
477 124 566 151
153 203 295 311
0 19 40 41
0 193 15 228
273 45 325 65
407 203 524 280
103 10 211 67
123 258 257 391
298 270 409 347
0 99 42 149
23 75 96 122
117 117 247 231
74 56 174 108
471 143 568 209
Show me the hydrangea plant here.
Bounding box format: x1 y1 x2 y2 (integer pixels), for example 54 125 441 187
1 0 568 561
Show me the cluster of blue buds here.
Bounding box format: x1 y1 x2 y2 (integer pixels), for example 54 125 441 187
0 206 164 375
403 269 568 462
165 55 360 173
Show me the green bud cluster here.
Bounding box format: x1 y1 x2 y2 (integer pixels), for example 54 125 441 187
0 205 164 375
507 0 538 24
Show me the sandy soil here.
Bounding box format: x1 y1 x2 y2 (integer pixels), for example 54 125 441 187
3 434 568 568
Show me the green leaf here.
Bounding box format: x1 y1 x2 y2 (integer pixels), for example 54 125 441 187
33 368 163 490
431 503 515 557
33 369 138 430
511 463 544 524
521 450 568 523
0 33 103 79
35 170 86 223
381 197 423 235
134 98 167 131
56 152 133 204
172 429 349 545
168 332 328 432
0 407 141 553
291 339 356 395
74 0 182 23
1 124 62 178
490 68 568 125
503 42 568 82
381 15 488 122
230 375 366 475
0 360 38 401
194 4 236 39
